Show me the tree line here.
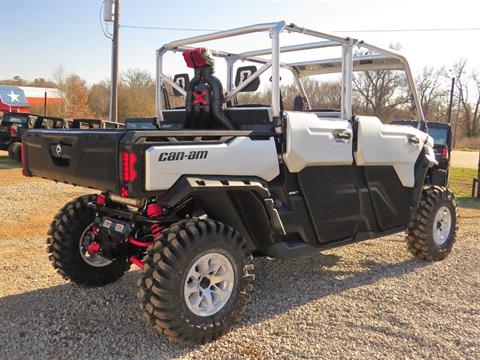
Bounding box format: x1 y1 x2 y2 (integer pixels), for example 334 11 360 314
1 59 479 140
1 67 156 122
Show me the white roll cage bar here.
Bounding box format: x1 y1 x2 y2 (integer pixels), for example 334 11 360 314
155 21 425 127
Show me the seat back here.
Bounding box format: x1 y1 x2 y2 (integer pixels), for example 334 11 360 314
183 48 235 130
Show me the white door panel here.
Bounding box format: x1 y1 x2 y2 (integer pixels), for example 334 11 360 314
283 112 353 172
354 116 428 187
145 137 279 191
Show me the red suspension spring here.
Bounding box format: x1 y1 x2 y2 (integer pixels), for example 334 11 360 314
147 203 164 239
129 203 165 269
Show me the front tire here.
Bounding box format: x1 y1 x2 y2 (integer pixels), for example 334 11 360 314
138 219 254 344
406 186 458 261
47 194 130 286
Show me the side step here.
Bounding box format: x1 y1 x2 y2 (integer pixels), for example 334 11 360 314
266 240 318 259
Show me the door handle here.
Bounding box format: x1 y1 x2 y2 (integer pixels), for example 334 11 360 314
408 135 420 144
334 130 351 140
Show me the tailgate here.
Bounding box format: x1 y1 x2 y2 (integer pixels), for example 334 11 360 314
23 129 124 192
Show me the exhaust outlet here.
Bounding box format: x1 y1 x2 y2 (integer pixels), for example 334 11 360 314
109 194 144 208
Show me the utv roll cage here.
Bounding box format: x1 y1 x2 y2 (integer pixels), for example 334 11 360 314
155 21 425 129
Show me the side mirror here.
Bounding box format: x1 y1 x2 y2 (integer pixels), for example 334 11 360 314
234 66 260 92
172 73 190 96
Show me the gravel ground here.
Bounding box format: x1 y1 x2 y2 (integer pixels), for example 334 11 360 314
0 180 479 360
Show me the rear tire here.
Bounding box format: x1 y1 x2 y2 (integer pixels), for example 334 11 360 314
138 219 254 344
47 194 130 286
406 186 458 261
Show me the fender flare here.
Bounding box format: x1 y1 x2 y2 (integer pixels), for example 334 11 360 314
157 175 285 253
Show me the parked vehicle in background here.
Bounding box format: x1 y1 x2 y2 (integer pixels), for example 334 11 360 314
68 118 124 129
392 120 452 185
103 120 125 129
69 118 103 129
0 112 66 161
125 117 157 129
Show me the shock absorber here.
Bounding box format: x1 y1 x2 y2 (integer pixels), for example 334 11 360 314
129 203 164 269
146 203 164 239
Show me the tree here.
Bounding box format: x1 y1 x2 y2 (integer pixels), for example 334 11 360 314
65 74 92 119
353 69 409 121
117 69 156 121
88 81 110 119
453 59 480 137
415 67 448 121
0 75 27 86
31 77 56 88
351 45 411 121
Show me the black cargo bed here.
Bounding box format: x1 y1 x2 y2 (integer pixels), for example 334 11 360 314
22 129 124 192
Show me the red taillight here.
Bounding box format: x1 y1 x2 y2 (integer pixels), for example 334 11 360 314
441 146 448 159
121 151 137 182
120 186 129 198
97 193 106 206
9 126 15 137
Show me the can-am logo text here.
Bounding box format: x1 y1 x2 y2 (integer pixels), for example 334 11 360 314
158 150 208 162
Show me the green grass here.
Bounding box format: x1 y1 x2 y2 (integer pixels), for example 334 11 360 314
456 147 479 152
449 167 480 209
0 154 21 169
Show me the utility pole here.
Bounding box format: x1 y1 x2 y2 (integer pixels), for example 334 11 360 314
105 0 120 123
447 77 455 124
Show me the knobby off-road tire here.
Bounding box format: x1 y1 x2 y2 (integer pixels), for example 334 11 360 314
406 186 458 261
138 219 254 345
47 194 130 287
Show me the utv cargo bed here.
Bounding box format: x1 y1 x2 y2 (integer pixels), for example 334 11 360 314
22 129 123 192
22 127 276 196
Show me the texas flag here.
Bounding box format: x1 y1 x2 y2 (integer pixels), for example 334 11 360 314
0 86 29 107
0 85 63 112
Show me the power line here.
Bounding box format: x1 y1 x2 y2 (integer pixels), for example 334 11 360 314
120 25 222 32
120 24 480 33
334 27 480 33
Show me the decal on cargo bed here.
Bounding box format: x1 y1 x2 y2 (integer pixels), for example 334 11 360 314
158 150 208 162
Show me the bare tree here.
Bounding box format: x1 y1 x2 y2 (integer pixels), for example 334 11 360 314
353 69 409 121
453 59 480 137
415 67 448 121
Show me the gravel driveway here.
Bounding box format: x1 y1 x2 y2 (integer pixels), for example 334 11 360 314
0 180 479 360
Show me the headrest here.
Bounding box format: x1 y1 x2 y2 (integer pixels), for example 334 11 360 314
183 48 214 69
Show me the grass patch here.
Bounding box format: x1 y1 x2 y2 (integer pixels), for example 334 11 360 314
0 151 21 169
450 167 478 197
457 148 479 152
449 167 480 209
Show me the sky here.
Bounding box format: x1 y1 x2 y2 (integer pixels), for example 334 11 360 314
0 0 479 86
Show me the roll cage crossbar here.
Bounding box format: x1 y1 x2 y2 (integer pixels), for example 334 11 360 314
155 21 425 128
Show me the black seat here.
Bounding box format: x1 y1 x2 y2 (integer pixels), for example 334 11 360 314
183 48 235 130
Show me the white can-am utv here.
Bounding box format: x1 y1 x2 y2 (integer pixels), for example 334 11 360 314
22 21 458 344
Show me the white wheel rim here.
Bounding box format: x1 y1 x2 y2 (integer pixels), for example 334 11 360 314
184 252 235 317
79 223 113 267
433 206 452 245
